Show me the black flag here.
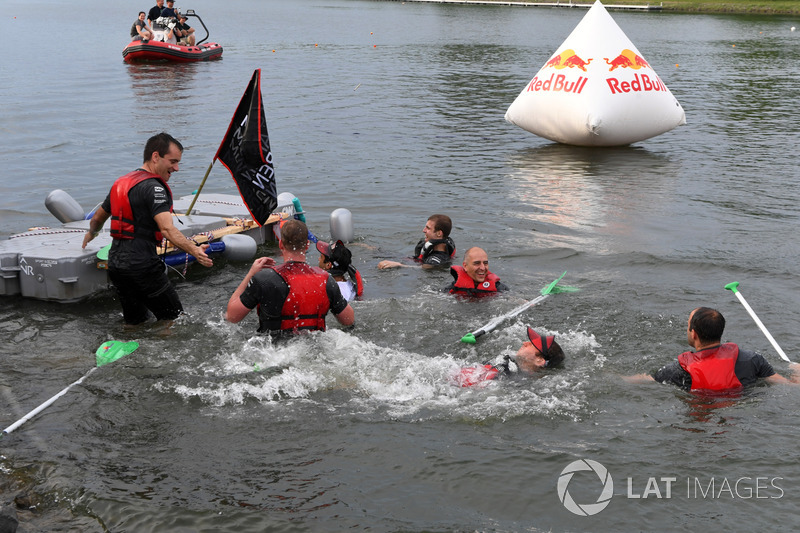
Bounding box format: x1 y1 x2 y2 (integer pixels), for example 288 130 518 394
214 69 277 226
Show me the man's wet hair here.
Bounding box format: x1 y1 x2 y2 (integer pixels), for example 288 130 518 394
143 132 183 163
690 307 725 343
281 219 309 251
428 214 452 238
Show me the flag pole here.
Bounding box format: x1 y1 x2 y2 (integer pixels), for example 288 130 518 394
183 159 216 215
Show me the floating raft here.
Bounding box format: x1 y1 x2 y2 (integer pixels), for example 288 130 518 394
0 193 277 303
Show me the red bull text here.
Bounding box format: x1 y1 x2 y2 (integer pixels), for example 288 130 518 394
526 74 588 94
606 73 667 94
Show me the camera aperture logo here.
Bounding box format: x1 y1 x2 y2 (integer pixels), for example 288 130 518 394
557 459 614 516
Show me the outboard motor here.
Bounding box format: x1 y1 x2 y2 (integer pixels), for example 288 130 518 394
45 189 85 223
330 208 353 243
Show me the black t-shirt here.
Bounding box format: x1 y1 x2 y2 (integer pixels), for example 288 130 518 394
239 266 348 333
102 177 171 273
652 347 776 390
148 5 163 23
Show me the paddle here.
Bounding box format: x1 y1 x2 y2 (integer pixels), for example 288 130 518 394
461 271 578 344
2 340 139 436
725 281 793 363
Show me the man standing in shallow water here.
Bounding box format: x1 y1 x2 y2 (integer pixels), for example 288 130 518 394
82 132 212 325
625 307 800 390
226 219 355 335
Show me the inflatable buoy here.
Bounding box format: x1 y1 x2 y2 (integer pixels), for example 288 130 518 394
505 0 686 146
330 208 353 243
45 189 85 223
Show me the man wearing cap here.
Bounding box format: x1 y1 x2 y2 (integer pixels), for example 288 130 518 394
225 219 355 336
161 0 177 19
317 240 363 302
444 247 509 296
455 327 565 387
174 13 195 46
624 307 800 390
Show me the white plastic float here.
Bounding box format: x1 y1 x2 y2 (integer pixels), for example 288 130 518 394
505 0 686 146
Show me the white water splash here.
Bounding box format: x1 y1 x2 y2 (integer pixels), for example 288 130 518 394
155 324 601 422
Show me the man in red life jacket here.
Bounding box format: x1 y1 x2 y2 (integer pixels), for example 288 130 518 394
625 307 799 391
378 214 455 270
82 132 212 325
225 219 355 335
456 327 565 387
445 247 509 296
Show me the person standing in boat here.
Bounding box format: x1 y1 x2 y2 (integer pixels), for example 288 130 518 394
378 214 456 270
130 11 153 42
316 240 364 302
147 0 164 28
82 132 212 325
225 219 355 336
444 247 509 297
160 0 178 20
175 13 195 46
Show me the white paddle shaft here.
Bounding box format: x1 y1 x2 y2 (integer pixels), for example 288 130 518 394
3 367 97 435
732 291 791 363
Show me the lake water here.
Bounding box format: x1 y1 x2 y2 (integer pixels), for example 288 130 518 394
2 0 800 531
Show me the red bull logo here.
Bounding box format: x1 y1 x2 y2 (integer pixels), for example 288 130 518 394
606 73 667 95
526 74 588 94
604 49 650 71
544 49 593 72
604 48 663 94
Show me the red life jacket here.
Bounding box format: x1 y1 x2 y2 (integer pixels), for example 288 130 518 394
456 364 500 387
678 343 742 391
449 265 501 295
347 265 364 298
109 169 172 242
273 262 331 333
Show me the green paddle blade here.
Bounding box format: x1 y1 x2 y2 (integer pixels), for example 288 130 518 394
95 341 139 367
549 285 579 294
97 243 111 261
541 271 567 295
724 281 740 293
461 333 477 344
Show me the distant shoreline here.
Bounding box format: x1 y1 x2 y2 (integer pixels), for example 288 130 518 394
394 0 800 15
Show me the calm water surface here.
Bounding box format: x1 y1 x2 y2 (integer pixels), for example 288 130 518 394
2 0 800 531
